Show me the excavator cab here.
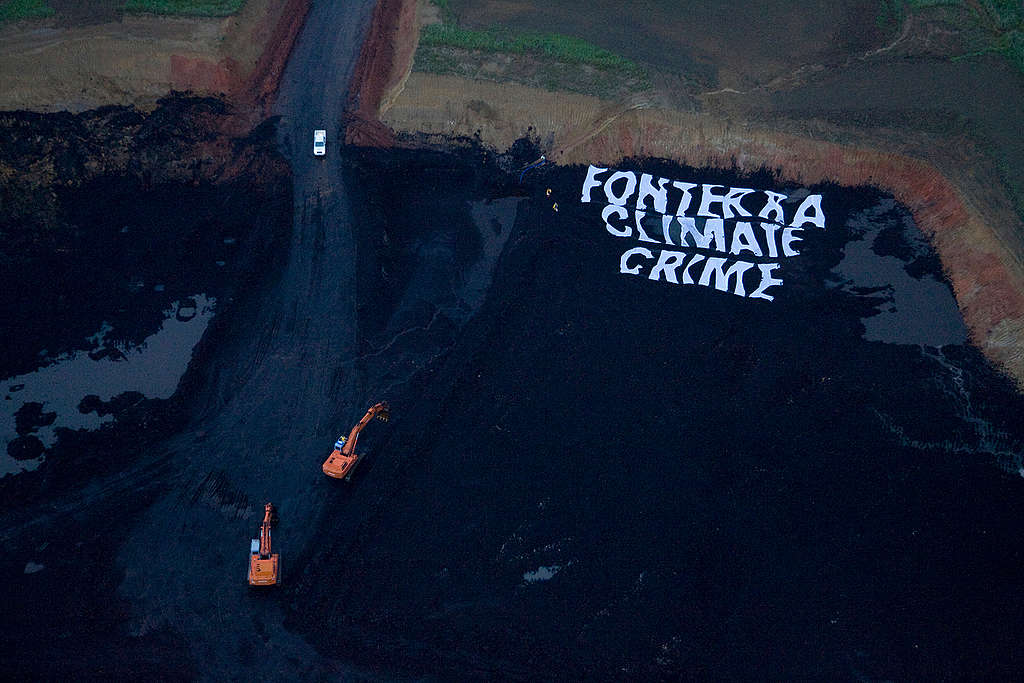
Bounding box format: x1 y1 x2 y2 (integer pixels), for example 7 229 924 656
248 502 280 586
323 401 390 480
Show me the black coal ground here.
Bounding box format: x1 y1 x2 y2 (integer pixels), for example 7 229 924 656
287 148 1024 679
0 158 291 678
4 141 1024 680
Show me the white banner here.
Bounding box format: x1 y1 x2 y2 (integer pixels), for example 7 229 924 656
580 165 827 301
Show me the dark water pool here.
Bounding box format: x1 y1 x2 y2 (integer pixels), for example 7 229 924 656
1 171 290 488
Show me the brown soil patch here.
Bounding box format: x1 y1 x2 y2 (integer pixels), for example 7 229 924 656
449 0 886 91
169 54 241 98
238 0 310 116
0 0 305 117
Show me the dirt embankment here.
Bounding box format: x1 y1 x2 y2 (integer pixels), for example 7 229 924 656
344 0 418 146
0 93 294 505
0 95 287 230
345 0 1024 389
0 0 309 122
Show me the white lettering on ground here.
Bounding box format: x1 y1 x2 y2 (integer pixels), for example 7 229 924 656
580 165 828 301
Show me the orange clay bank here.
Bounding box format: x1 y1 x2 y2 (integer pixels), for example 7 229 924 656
323 401 390 480
248 502 280 586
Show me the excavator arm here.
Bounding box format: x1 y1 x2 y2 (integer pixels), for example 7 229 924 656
323 401 390 480
248 502 280 586
259 503 274 556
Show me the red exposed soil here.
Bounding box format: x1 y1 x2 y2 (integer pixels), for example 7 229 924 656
170 55 242 98
167 0 311 132
245 0 311 114
344 0 413 146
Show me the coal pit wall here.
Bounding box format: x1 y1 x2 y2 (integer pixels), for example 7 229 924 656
0 96 293 508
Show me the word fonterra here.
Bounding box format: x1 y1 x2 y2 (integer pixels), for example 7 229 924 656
580 165 827 301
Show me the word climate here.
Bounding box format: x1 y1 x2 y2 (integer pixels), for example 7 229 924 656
580 165 827 301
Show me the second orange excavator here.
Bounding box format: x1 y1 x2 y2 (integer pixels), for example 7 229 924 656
323 401 390 480
247 502 280 586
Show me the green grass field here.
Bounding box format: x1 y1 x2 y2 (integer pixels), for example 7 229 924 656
878 0 1023 73
417 1 649 97
122 0 245 16
0 0 54 23
420 25 646 78
965 0 1024 72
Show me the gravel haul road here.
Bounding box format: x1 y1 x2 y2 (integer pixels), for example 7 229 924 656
117 1 381 678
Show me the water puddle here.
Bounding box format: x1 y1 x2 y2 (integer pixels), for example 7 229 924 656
461 197 520 314
523 564 562 583
2 295 216 476
832 199 966 346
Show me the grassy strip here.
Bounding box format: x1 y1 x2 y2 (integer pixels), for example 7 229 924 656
876 0 906 30
878 0 1023 73
966 0 1024 71
0 0 54 23
420 24 646 79
430 0 456 26
414 45 649 98
122 0 245 16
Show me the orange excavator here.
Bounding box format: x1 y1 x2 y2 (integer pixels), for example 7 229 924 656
247 502 280 586
323 401 390 480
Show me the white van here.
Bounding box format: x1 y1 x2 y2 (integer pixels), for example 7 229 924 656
313 129 326 156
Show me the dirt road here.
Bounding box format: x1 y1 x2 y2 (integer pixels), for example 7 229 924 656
111 1 378 678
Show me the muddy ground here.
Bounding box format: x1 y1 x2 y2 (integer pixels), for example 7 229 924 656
6 119 1024 678
0 96 294 678
270 145 1024 679
2 0 1024 679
